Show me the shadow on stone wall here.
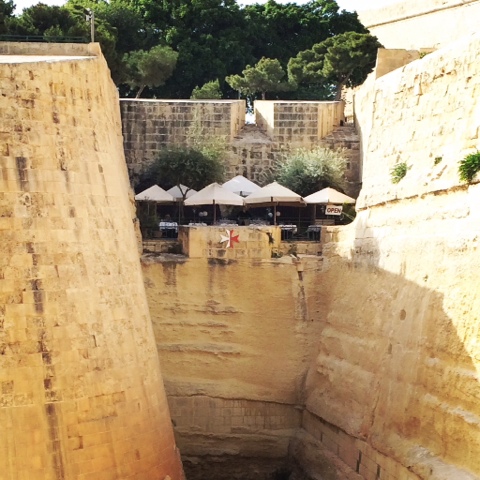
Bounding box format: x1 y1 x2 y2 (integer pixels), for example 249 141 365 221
299 227 480 480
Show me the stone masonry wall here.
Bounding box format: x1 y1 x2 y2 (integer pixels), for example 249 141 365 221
0 43 183 480
120 99 245 180
292 31 480 480
359 0 480 50
140 30 480 480
255 101 344 145
141 254 324 479
120 99 361 197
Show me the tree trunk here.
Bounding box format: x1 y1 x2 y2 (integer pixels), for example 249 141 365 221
334 83 343 101
262 91 266 100
335 80 347 101
136 85 146 98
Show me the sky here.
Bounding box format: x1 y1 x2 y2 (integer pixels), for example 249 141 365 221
13 0 402 15
238 0 401 12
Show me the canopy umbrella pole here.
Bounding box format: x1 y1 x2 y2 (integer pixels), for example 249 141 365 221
273 201 277 226
213 200 217 224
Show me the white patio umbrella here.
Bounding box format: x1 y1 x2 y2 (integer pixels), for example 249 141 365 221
166 184 198 201
134 184 175 203
222 175 261 197
184 182 244 223
303 187 355 204
165 184 198 223
244 181 305 225
134 185 175 228
304 187 355 223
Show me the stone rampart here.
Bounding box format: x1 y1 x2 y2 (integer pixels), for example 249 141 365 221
141 254 324 478
121 99 245 179
0 43 183 480
359 0 480 50
297 31 480 479
142 30 480 480
255 100 344 145
120 99 361 196
354 32 480 208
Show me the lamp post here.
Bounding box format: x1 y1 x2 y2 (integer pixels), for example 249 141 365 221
85 8 95 43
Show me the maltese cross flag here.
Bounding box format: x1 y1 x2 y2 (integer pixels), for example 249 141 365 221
220 229 240 249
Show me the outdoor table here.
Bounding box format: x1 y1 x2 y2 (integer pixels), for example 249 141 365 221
280 224 297 240
159 221 178 238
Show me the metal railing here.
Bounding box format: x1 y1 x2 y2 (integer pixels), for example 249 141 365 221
0 35 88 43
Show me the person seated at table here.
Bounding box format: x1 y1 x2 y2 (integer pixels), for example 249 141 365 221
163 214 172 222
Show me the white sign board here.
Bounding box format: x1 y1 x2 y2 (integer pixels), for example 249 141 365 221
325 204 343 216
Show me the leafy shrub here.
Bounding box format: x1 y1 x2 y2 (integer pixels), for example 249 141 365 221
458 151 480 183
271 146 347 196
390 162 408 184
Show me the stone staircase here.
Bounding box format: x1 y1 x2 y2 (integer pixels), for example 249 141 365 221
232 123 273 144
319 123 360 150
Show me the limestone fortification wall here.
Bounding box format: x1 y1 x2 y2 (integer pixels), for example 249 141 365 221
142 30 480 480
360 0 480 50
141 254 324 479
120 99 245 179
0 43 183 479
297 31 480 479
255 100 344 145
120 99 361 195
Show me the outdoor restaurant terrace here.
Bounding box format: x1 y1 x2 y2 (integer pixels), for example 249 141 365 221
135 176 356 258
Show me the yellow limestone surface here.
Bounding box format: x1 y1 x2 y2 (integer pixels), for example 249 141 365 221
304 32 480 479
0 45 183 480
143 32 480 480
142 254 324 467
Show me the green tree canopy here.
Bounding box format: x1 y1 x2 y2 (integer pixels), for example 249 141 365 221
2 0 375 101
273 146 347 196
243 0 368 67
226 57 292 100
138 147 225 200
288 31 381 100
124 45 178 98
191 79 223 99
126 0 253 98
7 3 81 37
0 0 15 34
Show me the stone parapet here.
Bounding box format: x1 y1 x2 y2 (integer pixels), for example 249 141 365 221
178 225 281 259
0 41 100 56
121 99 361 189
359 0 480 50
255 100 344 145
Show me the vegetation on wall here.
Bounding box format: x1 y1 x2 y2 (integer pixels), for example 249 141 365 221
1 0 379 101
185 105 229 164
390 162 409 184
458 151 480 183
